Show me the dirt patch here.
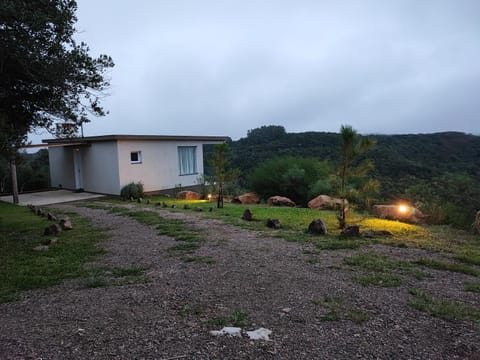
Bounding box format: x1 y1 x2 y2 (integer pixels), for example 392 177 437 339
1 202 479 359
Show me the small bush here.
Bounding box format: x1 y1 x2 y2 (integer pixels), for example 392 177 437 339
248 156 332 206
120 182 144 199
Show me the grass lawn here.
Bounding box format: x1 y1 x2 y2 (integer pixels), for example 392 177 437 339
104 196 445 248
98 195 480 269
0 202 107 303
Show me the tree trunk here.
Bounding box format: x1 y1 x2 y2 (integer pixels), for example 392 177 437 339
217 184 224 208
10 160 19 204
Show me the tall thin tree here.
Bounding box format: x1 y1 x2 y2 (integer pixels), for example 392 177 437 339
338 125 375 228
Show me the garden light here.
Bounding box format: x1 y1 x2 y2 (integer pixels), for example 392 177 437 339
398 205 408 213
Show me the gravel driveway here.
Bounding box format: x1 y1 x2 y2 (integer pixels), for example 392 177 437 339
1 202 479 359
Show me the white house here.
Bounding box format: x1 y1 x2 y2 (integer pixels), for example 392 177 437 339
43 135 227 195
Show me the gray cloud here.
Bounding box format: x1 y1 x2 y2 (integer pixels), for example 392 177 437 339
30 0 480 143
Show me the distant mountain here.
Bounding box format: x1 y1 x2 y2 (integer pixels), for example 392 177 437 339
226 126 480 200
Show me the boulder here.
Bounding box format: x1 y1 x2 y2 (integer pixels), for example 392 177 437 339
59 216 73 230
267 196 296 207
372 205 426 223
340 225 360 237
44 223 62 236
231 192 261 205
47 212 57 221
307 219 327 235
242 208 253 221
475 210 480 234
266 219 281 229
176 191 201 200
308 195 346 210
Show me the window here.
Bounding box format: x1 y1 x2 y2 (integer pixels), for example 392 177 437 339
130 151 142 164
178 146 197 175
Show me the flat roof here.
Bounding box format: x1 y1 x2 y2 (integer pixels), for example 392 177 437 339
42 134 229 144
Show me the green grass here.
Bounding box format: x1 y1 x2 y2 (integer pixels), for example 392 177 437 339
209 310 250 327
90 197 480 265
344 251 427 287
454 251 480 266
353 273 403 287
177 303 203 317
139 197 433 253
413 258 479 277
0 202 107 302
408 288 480 322
180 256 215 264
81 265 148 288
167 242 200 253
464 281 480 293
312 296 369 324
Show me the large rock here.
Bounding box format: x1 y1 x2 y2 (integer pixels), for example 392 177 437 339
59 216 73 230
372 205 426 223
341 225 360 237
44 223 62 236
176 191 201 200
266 219 281 229
242 208 253 221
231 192 261 205
307 219 327 235
308 195 346 210
267 196 296 207
475 210 480 234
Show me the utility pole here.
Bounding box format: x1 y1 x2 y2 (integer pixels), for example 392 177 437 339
10 159 19 204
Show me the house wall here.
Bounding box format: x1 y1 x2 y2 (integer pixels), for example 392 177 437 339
48 147 75 189
80 142 120 194
116 140 205 193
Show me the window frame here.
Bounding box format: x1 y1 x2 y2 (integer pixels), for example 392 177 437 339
130 151 142 164
178 146 197 176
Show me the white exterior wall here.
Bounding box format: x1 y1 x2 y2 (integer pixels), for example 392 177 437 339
117 140 205 192
80 142 121 194
48 146 75 189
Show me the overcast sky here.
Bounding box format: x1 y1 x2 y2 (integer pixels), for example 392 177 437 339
32 0 480 142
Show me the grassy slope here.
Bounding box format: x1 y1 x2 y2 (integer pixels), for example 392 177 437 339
0 202 106 302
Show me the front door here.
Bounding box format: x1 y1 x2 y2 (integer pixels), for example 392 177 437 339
73 148 84 191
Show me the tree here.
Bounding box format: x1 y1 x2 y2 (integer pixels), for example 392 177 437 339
212 143 239 208
337 125 375 228
0 0 114 202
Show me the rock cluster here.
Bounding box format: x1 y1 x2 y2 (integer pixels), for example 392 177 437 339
27 205 73 248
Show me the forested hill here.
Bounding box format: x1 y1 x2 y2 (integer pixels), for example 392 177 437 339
227 126 480 199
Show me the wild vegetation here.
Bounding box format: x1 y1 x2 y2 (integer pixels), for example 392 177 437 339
209 125 480 230
0 149 50 194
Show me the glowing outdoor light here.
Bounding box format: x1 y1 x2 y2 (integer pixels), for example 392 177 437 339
208 194 212 201
398 205 408 213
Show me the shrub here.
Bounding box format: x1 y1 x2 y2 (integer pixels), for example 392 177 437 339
248 157 332 206
120 182 144 199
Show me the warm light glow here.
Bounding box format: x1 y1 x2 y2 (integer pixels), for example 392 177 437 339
207 194 212 200
398 205 408 213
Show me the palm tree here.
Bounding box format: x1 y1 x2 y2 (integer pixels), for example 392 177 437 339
338 125 375 228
